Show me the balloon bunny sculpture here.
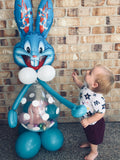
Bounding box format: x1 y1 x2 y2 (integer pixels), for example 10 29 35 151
8 0 87 159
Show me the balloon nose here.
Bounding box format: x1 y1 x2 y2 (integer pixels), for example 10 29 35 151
33 55 37 58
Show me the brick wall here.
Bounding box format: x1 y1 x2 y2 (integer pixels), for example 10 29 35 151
0 0 120 123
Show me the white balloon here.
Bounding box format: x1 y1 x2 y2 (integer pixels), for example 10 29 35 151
37 65 56 82
18 67 37 84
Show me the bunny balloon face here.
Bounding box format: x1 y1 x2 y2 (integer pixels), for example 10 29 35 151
14 0 54 70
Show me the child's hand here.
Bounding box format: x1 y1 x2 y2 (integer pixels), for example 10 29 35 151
72 71 83 88
72 72 78 82
81 118 89 128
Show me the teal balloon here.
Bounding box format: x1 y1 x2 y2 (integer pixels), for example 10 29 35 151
8 110 17 128
71 105 87 118
15 131 41 159
41 128 64 151
23 101 31 113
45 104 59 119
18 124 28 135
52 121 58 128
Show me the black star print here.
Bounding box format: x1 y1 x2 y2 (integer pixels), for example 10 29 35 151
102 104 106 109
94 100 100 106
87 111 92 116
101 97 105 100
93 93 96 96
84 93 91 100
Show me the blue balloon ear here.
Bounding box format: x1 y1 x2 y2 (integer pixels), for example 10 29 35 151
14 0 33 38
35 0 54 38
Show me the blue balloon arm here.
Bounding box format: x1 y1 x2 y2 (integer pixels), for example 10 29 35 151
12 84 32 110
38 79 76 110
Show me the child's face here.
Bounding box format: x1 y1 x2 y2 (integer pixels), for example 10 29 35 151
85 66 103 90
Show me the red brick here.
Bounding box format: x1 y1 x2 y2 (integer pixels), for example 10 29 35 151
0 21 6 29
57 37 66 44
81 0 105 6
0 10 14 20
92 26 114 34
0 29 19 37
0 1 4 9
92 7 116 16
117 7 120 15
0 47 13 55
0 107 7 113
1 63 19 70
0 39 8 46
104 51 119 59
9 38 21 46
53 61 67 69
54 8 66 18
0 113 7 119
116 26 120 33
7 86 15 92
0 71 12 78
115 75 120 81
56 0 80 7
91 44 102 52
67 8 79 17
115 43 120 51
60 91 67 97
114 83 120 88
69 27 90 35
107 0 120 5
46 37 55 45
5 1 14 9
0 55 12 63
0 93 4 99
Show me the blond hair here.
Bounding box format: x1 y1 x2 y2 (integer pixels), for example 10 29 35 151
92 64 114 95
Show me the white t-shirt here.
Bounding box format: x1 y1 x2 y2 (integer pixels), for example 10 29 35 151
79 84 106 125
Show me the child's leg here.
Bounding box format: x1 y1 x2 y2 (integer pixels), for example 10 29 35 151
84 143 98 160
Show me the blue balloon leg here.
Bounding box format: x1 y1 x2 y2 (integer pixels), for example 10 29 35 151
15 131 41 159
41 128 64 151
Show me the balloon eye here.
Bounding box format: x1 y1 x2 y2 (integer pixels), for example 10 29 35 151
24 41 31 53
39 41 44 54
26 47 31 53
39 47 43 53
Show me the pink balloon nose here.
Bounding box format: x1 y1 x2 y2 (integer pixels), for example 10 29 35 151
33 55 37 58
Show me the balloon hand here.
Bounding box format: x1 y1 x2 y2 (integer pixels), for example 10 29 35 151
8 109 18 128
71 105 87 118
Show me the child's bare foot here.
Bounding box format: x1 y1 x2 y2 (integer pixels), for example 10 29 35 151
84 151 98 160
80 143 90 148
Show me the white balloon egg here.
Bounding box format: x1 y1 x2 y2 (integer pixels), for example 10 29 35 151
18 67 37 84
37 65 56 82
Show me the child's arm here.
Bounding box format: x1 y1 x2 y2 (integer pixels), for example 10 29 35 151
81 112 105 128
72 72 83 88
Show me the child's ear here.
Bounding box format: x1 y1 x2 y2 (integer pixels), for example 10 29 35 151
92 82 98 88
